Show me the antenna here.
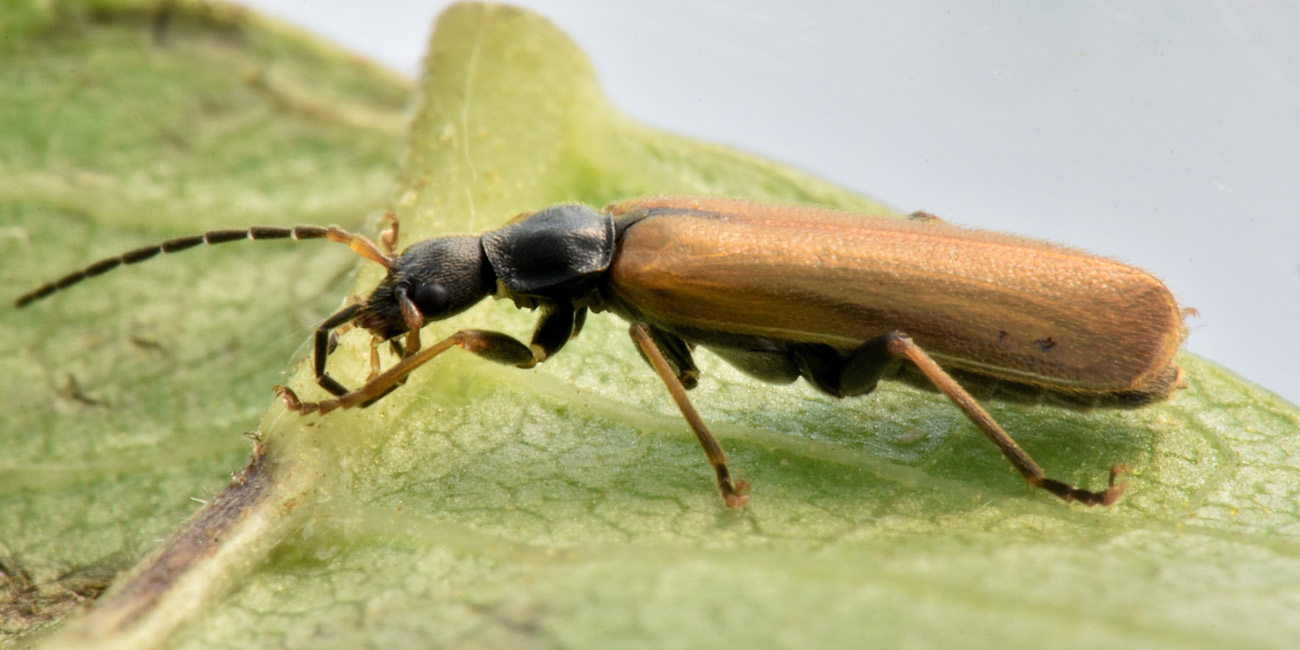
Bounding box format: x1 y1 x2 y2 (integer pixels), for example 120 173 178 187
14 223 394 308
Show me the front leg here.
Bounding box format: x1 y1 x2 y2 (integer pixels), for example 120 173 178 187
285 306 578 413
277 329 537 415
312 303 364 397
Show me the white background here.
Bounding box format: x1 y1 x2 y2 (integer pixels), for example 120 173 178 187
239 0 1300 407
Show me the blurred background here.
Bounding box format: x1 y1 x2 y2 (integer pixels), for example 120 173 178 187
239 0 1300 407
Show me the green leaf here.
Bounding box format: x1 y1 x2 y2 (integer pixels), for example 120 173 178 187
4 2 1300 649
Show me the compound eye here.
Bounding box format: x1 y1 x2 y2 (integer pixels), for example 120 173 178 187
411 283 451 316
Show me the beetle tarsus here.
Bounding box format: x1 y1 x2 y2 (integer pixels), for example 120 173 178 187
1033 465 1127 506
721 477 751 509
274 385 308 412
714 462 751 508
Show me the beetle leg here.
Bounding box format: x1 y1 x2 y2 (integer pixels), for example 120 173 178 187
313 303 363 397
790 341 888 397
314 303 407 402
630 324 700 389
629 322 749 508
874 331 1125 506
288 306 569 415
277 329 537 415
379 210 400 256
527 304 578 365
571 307 589 340
395 285 424 355
367 336 385 381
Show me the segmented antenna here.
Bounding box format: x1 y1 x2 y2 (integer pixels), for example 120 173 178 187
14 224 393 308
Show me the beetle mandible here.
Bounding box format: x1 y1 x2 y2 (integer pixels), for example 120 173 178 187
15 196 1187 507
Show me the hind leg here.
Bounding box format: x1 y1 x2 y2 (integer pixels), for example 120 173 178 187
800 332 1124 506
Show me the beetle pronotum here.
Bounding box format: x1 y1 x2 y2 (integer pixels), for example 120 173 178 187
16 196 1186 507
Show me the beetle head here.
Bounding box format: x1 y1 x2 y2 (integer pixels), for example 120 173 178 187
355 235 494 340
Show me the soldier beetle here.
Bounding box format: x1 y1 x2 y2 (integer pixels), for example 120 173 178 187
16 196 1186 507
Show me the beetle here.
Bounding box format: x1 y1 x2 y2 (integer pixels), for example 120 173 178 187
15 195 1187 507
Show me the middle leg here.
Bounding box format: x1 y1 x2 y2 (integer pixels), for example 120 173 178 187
629 322 749 508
